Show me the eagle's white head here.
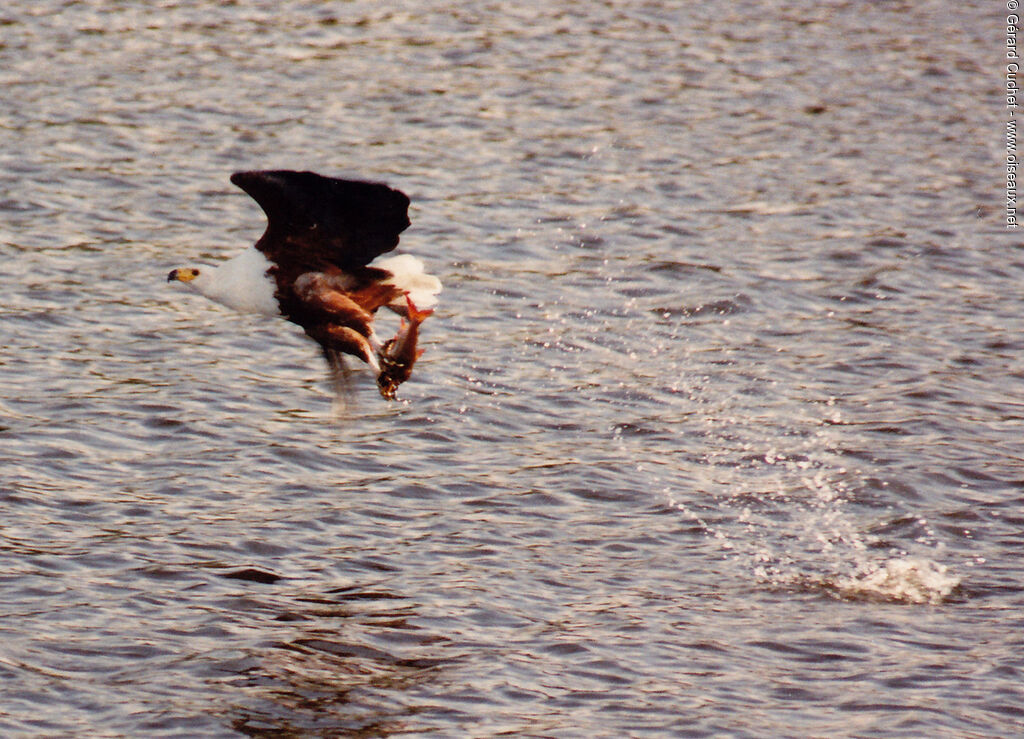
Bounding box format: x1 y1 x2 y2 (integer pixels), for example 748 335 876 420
167 248 279 316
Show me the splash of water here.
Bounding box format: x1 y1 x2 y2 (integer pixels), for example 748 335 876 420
830 557 961 605
662 399 961 606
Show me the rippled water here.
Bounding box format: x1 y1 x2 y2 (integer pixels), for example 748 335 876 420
1 1 1020 736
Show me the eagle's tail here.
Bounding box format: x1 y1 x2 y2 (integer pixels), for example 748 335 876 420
376 254 442 312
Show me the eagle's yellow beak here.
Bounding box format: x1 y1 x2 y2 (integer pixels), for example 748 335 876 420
167 268 200 283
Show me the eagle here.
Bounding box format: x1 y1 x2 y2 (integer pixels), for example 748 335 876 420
167 170 441 398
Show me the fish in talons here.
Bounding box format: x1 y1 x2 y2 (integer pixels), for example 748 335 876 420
376 295 433 400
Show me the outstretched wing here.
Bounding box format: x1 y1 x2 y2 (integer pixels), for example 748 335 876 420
230 170 410 273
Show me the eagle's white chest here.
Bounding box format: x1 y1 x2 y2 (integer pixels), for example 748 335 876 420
194 247 279 316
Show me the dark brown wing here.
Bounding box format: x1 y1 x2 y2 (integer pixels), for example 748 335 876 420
230 170 410 273
229 170 411 381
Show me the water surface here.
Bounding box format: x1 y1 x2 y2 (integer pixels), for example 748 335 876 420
1 1 1020 736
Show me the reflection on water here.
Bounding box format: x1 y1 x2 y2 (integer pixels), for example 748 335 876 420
1 0 1020 736
221 586 450 737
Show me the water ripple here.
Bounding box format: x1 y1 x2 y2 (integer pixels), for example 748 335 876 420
1 0 1019 736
